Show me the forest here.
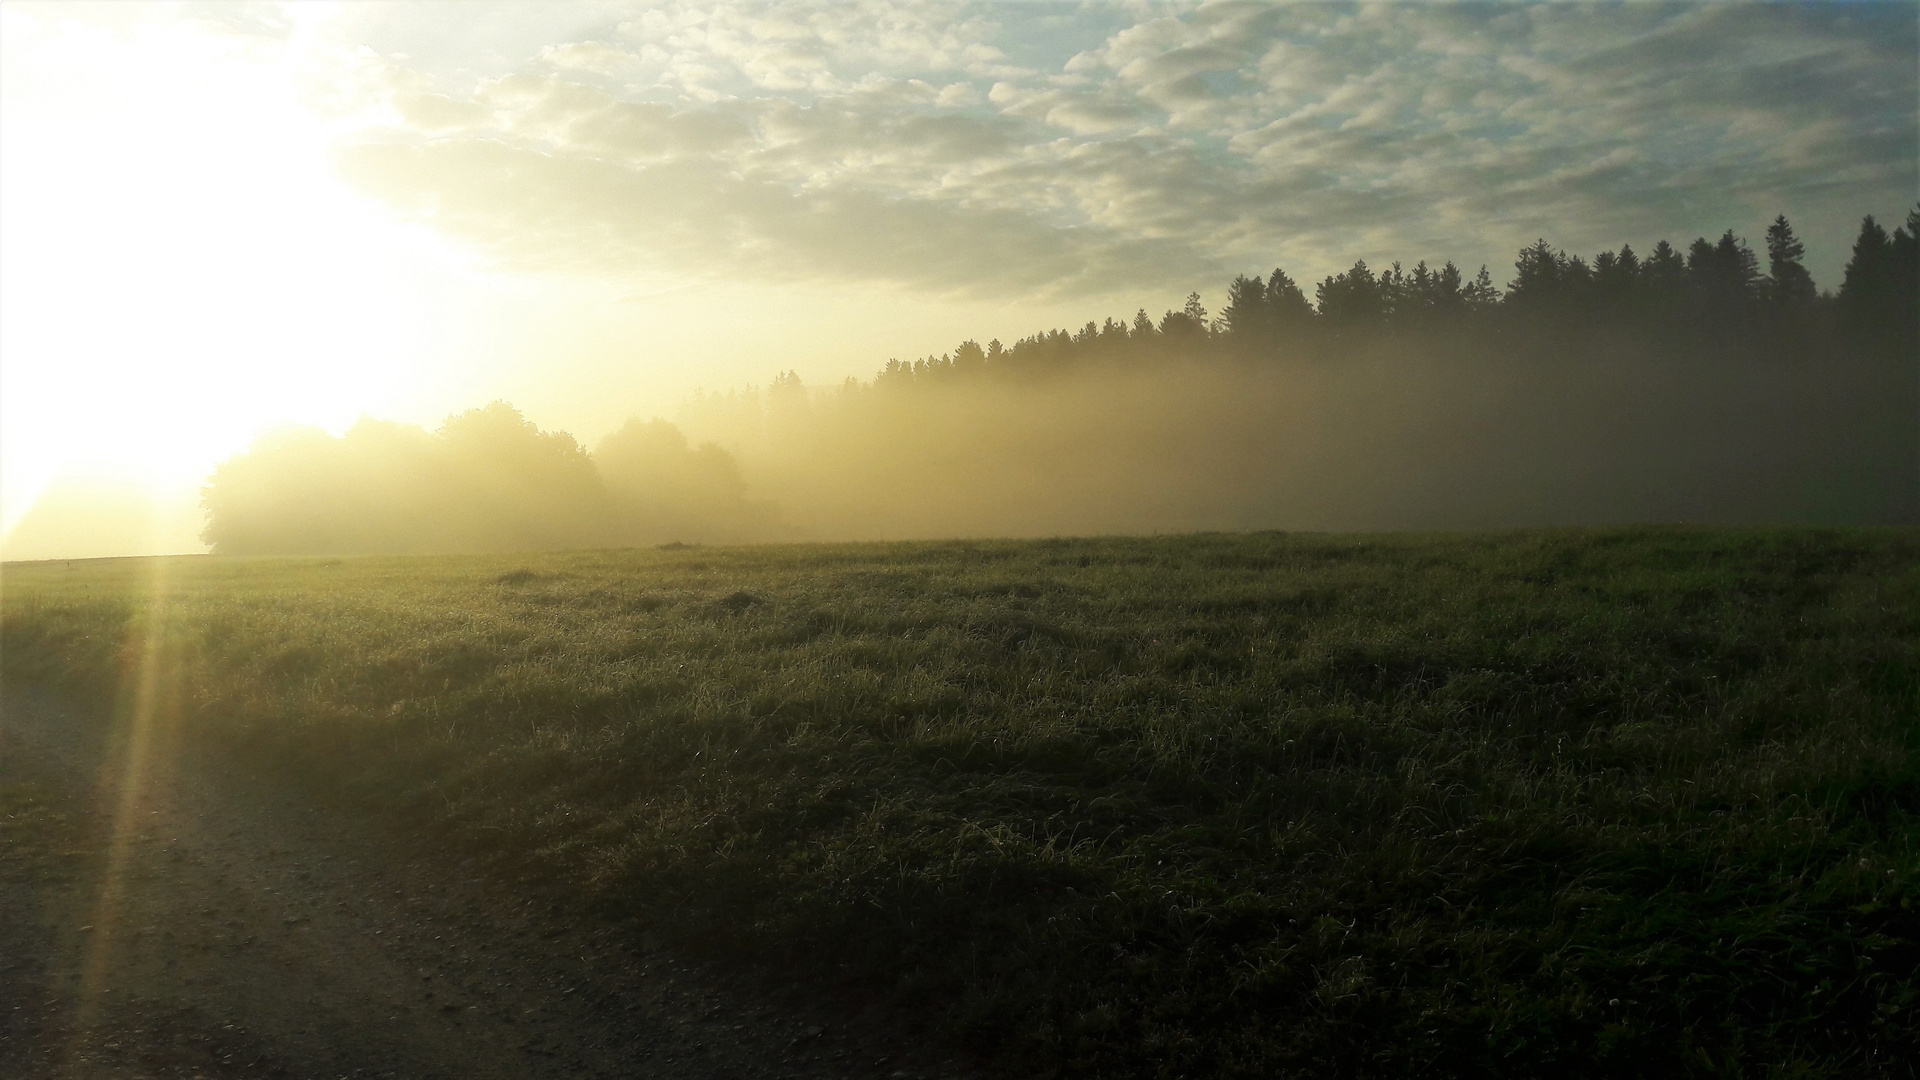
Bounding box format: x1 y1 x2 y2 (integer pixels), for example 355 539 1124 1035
202 210 1920 554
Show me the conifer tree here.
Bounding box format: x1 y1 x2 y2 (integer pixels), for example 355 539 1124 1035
1431 261 1467 317
1764 215 1816 306
1840 210 1920 341
1316 260 1382 324
1464 265 1500 311
1717 230 1761 295
953 339 987 372
1408 261 1435 314
1839 215 1894 316
1896 206 1920 342
1508 239 1562 306
1267 269 1314 325
1593 245 1639 309
1508 240 1596 314
1222 274 1271 338
1157 294 1209 341
1639 240 1686 315
1378 262 1410 323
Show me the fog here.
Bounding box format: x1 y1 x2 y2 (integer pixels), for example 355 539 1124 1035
8 212 1913 561
0 472 205 562
193 404 763 556
6 3 1916 563
664 216 1917 542
679 333 1914 543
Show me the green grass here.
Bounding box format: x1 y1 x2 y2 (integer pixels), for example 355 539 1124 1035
4 528 1918 1077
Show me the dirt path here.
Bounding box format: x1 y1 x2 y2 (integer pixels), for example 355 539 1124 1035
1 688 972 1080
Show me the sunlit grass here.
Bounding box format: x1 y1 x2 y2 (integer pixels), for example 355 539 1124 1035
4 528 1917 1077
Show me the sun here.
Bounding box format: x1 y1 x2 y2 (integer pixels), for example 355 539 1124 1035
0 4 455 538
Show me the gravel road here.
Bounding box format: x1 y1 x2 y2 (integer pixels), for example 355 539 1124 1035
1 687 976 1080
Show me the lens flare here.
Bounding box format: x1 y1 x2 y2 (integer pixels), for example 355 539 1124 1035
66 555 178 1063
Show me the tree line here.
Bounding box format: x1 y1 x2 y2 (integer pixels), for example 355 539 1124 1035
203 208 1918 553
855 209 1917 388
201 404 762 555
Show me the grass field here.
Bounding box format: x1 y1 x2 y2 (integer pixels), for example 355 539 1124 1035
3 528 1917 1077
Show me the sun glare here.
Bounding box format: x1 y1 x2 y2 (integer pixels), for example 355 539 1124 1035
0 5 456 540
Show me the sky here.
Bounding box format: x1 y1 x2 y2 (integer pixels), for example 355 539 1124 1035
2 0 1915 558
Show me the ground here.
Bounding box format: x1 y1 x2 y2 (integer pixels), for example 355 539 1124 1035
3 529 1916 1077
1 686 972 1080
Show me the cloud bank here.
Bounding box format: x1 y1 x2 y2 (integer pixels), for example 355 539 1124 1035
288 2 1920 297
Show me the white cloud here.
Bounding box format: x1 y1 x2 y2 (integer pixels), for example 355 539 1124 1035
317 1 1916 297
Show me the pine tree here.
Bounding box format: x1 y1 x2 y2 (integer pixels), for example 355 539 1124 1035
1641 240 1686 308
1266 269 1314 325
1507 239 1562 307
1463 265 1500 311
1717 230 1761 295
1222 274 1271 338
1593 245 1639 309
1158 294 1208 340
1409 260 1434 304
1763 215 1816 306
1891 205 1919 320
1432 261 1467 317
1840 211 1919 341
1897 206 1920 345
953 339 987 372
1839 215 1894 314
1316 260 1382 324
1374 262 1404 323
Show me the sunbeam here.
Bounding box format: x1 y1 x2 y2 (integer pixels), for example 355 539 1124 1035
66 555 178 1069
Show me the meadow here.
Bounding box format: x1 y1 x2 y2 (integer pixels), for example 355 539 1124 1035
3 528 1917 1077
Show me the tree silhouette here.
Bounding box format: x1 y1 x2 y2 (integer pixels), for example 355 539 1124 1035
1763 215 1816 308
1592 245 1640 312
1428 261 1467 320
1316 260 1382 325
1641 240 1686 295
595 417 753 542
1506 240 1592 316
1462 266 1500 312
953 339 987 374
198 205 1920 555
1897 206 1920 338
1159 292 1210 341
1687 230 1760 313
1222 274 1271 340
1267 268 1315 327
831 206 1907 394
1840 216 1896 323
1840 208 1920 346
202 403 756 554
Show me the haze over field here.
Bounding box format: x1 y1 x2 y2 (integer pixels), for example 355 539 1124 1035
2 1 1915 559
5 7 1920 1073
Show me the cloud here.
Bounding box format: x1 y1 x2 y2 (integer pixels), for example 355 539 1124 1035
324 1 1918 297
337 124 1224 298
541 40 643 77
